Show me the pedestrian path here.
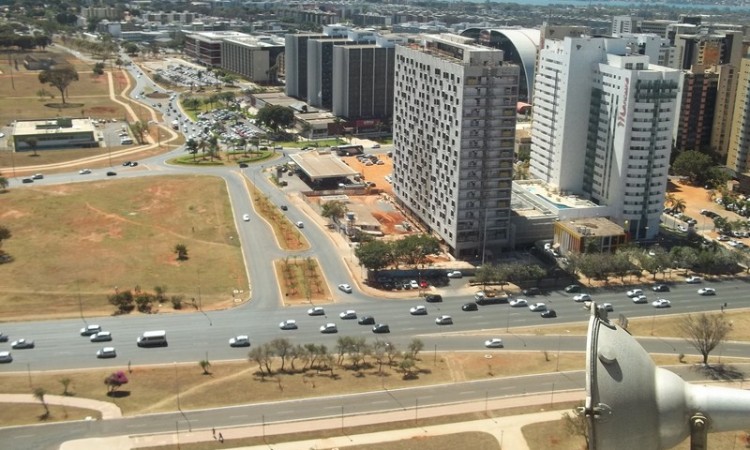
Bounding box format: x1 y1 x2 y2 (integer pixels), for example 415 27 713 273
0 393 122 419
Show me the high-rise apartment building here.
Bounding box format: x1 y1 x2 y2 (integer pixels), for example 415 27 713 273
712 64 740 158
674 66 718 153
530 37 680 240
726 57 750 174
392 34 519 258
331 34 404 121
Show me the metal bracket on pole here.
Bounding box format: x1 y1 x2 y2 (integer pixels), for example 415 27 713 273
689 413 708 450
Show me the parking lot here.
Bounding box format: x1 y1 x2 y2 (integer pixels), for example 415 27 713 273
152 63 224 90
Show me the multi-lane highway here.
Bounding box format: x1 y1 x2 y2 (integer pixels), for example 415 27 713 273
3 53 750 450
3 58 750 373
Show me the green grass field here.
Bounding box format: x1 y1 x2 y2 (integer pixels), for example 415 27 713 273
0 175 247 320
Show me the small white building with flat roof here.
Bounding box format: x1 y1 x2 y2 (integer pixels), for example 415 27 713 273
12 118 98 151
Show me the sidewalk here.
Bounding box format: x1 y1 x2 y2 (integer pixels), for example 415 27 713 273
0 393 122 419
63 390 584 450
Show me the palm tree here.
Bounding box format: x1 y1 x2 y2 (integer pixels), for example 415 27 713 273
665 193 676 208
197 137 209 161
671 198 687 215
207 134 219 161
199 359 211 375
185 138 198 162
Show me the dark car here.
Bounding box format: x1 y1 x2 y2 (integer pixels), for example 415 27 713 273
652 284 670 292
564 285 581 293
22 178 34 184
122 161 132 166
372 323 390 334
239 163 248 168
106 171 117 176
280 205 288 211
461 302 478 311
523 287 542 296
128 161 139 167
425 294 443 303
358 315 375 325
541 309 557 318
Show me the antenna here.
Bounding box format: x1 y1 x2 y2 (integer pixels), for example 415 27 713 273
584 305 750 449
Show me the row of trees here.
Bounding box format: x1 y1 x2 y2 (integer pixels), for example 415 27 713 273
248 337 426 379
0 33 51 51
108 285 184 314
355 234 441 274
567 244 747 281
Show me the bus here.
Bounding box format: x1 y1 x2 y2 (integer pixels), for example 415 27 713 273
332 144 364 156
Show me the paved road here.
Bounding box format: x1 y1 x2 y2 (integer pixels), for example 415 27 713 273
3 362 747 450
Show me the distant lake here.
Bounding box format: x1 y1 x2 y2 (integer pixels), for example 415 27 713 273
475 0 750 11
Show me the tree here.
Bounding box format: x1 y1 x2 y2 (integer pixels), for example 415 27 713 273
185 138 199 161
256 105 295 132
393 234 440 268
174 243 188 261
354 240 393 275
0 176 7 192
108 290 135 315
33 387 50 418
671 198 687 215
563 405 590 448
199 359 211 375
321 200 347 225
104 371 129 395
0 226 11 249
23 137 39 156
38 66 79 104
59 377 72 396
92 62 105 75
671 150 713 185
679 313 731 365
270 338 293 372
407 338 424 359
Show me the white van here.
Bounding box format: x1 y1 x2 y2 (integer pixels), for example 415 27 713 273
137 330 167 347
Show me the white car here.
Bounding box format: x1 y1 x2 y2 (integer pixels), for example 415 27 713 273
79 168 92 175
307 306 325 316
80 324 102 336
528 302 547 312
632 295 648 304
409 305 427 315
626 289 644 298
296 221 304 228
279 319 298 330
573 293 592 302
435 315 453 325
90 331 112 342
96 347 117 358
320 323 338 334
242 214 250 222
652 298 671 308
409 280 420 289
509 298 528 307
484 338 504 349
229 335 250 347
339 310 357 320
446 270 463 279
698 287 716 296
338 284 352 293
686 276 703 284
11 339 34 349
598 303 614 312
0 351 12 363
